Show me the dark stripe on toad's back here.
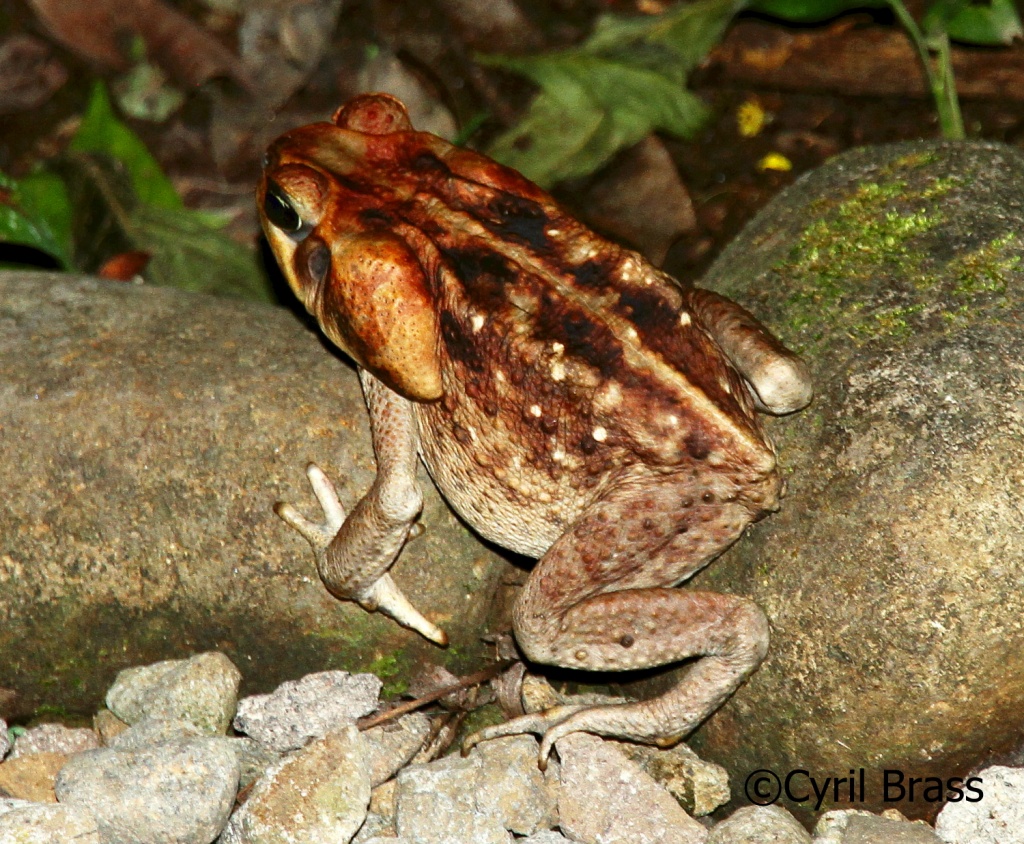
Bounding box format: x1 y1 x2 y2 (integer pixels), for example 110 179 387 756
615 284 756 426
532 291 625 381
436 247 516 314
480 193 550 251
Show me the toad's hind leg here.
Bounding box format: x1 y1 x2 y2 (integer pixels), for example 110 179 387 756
464 480 769 763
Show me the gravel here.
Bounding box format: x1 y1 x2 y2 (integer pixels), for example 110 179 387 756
0 651 1012 844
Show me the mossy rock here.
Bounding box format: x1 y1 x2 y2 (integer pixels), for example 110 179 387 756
686 140 1024 823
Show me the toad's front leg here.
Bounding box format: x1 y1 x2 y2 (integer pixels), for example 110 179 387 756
464 480 768 763
276 370 447 646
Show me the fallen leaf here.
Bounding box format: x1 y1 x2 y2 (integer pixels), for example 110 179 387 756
482 0 743 186
0 35 68 114
27 0 250 89
209 0 344 173
580 136 696 266
98 250 151 281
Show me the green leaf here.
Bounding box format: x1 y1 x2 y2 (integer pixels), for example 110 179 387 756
924 0 1023 45
131 203 272 301
0 170 72 266
486 55 710 186
70 82 182 210
482 0 743 186
746 0 885 22
59 150 271 301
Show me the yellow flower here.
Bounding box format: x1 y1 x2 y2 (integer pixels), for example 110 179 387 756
758 153 793 172
737 99 767 138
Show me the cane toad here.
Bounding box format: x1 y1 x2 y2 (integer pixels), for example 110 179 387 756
258 93 811 761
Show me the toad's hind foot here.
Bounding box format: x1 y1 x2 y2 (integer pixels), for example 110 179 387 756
462 686 713 770
462 704 590 769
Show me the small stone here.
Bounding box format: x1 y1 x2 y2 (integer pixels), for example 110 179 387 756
233 671 382 752
840 815 942 842
814 809 879 842
474 735 558 835
106 652 241 734
815 809 941 843
109 717 204 749
9 724 99 759
55 737 239 844
369 779 397 820
0 752 67 802
521 832 575 844
356 839 414 844
935 765 1024 844
0 802 100 843
352 811 397 844
0 721 10 760
229 736 284 791
93 709 129 745
707 805 810 843
223 725 369 844
396 753 511 844
617 741 730 816
556 733 708 844
363 713 432 787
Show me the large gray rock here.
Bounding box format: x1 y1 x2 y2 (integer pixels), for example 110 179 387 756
0 802 101 843
220 725 370 844
105 651 241 733
687 141 1024 822
934 765 1024 844
0 273 512 718
55 737 239 844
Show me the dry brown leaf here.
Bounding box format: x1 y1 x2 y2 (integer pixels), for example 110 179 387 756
97 250 151 281
0 35 68 114
27 0 250 89
433 0 543 53
582 136 697 267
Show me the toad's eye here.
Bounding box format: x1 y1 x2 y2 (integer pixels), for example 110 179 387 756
264 181 304 235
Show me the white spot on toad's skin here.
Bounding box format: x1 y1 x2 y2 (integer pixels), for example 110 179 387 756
626 327 639 341
496 371 506 382
550 361 565 381
470 314 485 332
595 381 622 410
530 404 542 417
720 377 732 394
679 311 692 327
667 415 679 426
551 342 564 355
592 426 607 442
552 447 566 462
546 229 561 237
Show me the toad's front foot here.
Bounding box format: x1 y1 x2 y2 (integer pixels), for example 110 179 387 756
276 463 448 646
274 463 346 554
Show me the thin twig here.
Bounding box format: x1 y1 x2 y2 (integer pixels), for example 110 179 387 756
356 660 515 731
